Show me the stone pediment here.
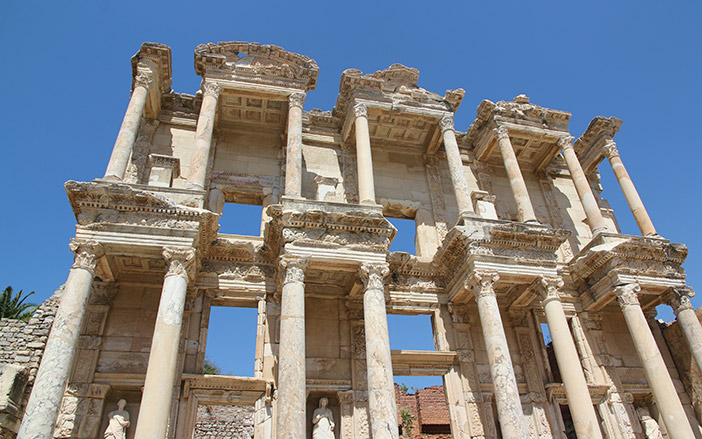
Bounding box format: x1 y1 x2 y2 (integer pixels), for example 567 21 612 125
194 41 319 91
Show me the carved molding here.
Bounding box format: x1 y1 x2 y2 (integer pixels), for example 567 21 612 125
359 262 389 291
603 140 619 159
163 247 197 279
493 125 509 141
134 72 154 90
288 92 305 109
279 255 308 285
69 240 104 274
202 81 222 99
465 271 499 298
557 135 575 151
614 283 641 307
438 115 454 133
534 276 564 304
353 103 367 118
664 286 695 314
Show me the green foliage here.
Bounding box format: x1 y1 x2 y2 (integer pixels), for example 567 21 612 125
203 358 222 375
0 286 37 321
400 409 414 438
397 383 418 394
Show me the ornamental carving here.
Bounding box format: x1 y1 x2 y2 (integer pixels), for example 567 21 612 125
664 286 695 313
465 271 499 298
134 72 154 90
603 140 620 159
359 263 389 291
163 247 197 279
288 92 306 109
493 125 509 141
614 283 641 307
202 81 222 99
557 135 575 151
438 115 454 133
534 276 564 304
69 240 104 273
353 103 367 118
279 256 308 285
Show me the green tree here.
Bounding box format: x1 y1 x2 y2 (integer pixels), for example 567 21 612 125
0 286 36 321
203 358 222 375
400 409 414 438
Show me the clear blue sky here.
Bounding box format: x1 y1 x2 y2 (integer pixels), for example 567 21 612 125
2 1 701 387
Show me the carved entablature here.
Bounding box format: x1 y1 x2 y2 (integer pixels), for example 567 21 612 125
65 180 218 253
194 41 319 91
573 116 623 174
263 198 395 263
570 233 688 311
386 252 444 294
433 216 570 285
131 42 172 94
465 95 572 172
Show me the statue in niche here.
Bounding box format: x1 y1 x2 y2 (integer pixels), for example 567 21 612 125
636 407 663 439
312 397 335 439
104 399 130 439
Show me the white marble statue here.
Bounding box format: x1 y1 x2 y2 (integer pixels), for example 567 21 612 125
636 407 663 439
104 399 130 439
312 397 335 439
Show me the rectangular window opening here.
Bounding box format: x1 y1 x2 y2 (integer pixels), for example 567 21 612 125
218 203 264 237
387 217 416 254
204 306 258 376
388 314 436 351
394 376 448 438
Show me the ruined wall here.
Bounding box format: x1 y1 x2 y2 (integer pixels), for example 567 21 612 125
194 405 255 439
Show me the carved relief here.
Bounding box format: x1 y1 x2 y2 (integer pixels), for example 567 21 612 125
424 156 449 240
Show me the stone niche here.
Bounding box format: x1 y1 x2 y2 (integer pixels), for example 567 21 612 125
306 393 341 439
97 390 142 439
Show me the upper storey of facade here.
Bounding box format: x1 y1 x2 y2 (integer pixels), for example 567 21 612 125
65 41 687 314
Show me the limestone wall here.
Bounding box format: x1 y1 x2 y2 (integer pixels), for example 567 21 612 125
193 405 255 439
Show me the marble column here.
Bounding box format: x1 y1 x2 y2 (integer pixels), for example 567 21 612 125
558 136 608 234
494 126 538 223
104 72 154 181
359 263 398 439
614 284 694 438
208 187 225 214
284 92 305 198
276 256 308 439
467 271 529 439
186 81 221 191
537 277 602 439
665 286 702 375
603 141 657 236
353 103 377 205
439 115 475 217
17 241 103 439
134 247 195 439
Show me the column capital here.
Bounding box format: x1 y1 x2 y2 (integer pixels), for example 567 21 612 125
288 92 306 109
557 135 575 151
534 276 564 304
614 283 641 307
439 115 455 133
664 286 695 314
134 71 154 90
202 81 221 99
359 262 389 290
603 139 619 159
69 240 104 273
162 247 197 279
493 125 509 141
465 270 499 298
279 255 308 285
353 102 368 118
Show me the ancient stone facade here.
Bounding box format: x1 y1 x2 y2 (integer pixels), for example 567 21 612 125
9 41 702 438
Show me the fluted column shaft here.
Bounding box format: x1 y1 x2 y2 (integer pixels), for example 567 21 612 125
615 284 694 438
353 104 376 205
538 278 602 438
439 116 475 217
666 287 702 374
284 93 305 197
17 241 103 439
604 141 657 236
360 263 398 439
104 73 153 180
276 257 308 439
468 271 528 439
559 137 607 234
494 127 537 223
186 82 221 191
135 247 195 439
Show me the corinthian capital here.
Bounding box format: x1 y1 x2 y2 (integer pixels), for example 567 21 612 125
603 140 619 159
288 92 306 109
534 276 564 304
353 103 368 118
439 115 455 133
163 247 197 279
465 270 499 298
279 255 308 285
664 286 695 314
614 283 641 307
359 262 389 291
557 136 575 151
134 72 154 90
202 81 221 99
69 240 104 273
493 126 509 141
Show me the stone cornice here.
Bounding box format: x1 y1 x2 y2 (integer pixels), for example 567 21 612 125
131 42 172 94
573 116 622 174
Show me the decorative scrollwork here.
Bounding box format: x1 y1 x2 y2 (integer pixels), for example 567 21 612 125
438 115 455 133
353 103 368 118
535 276 564 304
288 92 306 109
359 262 389 291
664 286 695 314
279 255 308 285
202 81 222 99
614 283 641 307
465 271 499 298
557 136 575 151
163 247 197 279
69 240 104 274
134 72 154 90
493 125 509 141
603 140 620 159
